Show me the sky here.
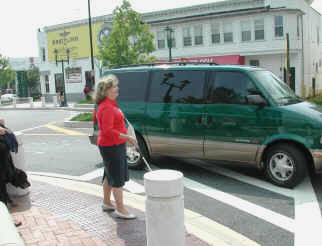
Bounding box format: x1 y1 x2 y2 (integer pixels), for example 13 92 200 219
0 0 322 58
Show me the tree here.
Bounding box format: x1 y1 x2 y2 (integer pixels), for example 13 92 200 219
0 54 16 90
97 0 155 68
26 65 40 96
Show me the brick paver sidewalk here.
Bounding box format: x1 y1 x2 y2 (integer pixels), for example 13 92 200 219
10 180 209 246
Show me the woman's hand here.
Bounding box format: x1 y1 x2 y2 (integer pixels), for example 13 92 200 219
127 136 138 149
0 127 6 135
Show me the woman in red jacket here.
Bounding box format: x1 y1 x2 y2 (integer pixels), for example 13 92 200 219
94 74 137 219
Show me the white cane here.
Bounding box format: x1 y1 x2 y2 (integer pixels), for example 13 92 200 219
125 118 152 172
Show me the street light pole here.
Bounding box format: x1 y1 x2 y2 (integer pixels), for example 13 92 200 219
165 26 174 62
88 0 95 88
54 48 69 106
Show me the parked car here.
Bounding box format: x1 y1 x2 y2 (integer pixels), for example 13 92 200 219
0 94 16 102
101 63 322 188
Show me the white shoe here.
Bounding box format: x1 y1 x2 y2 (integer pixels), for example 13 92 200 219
102 203 115 211
114 210 136 219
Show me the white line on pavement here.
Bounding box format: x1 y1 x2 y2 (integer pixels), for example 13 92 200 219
183 177 295 233
294 176 322 246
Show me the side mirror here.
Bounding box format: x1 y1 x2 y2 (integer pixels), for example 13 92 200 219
247 95 267 108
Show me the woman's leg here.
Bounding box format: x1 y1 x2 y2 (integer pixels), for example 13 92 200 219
103 178 113 206
113 187 130 215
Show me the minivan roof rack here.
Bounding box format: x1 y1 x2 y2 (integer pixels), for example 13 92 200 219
117 61 218 68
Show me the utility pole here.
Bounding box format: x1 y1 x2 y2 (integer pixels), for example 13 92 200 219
286 33 291 87
88 0 95 87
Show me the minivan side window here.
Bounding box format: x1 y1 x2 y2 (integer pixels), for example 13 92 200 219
114 71 149 102
208 71 259 105
149 70 206 104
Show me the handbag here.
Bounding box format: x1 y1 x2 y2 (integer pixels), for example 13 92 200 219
89 130 98 145
89 104 99 145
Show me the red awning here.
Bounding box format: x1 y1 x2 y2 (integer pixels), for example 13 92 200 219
156 55 245 65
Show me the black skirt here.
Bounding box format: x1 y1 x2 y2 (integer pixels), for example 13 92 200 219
99 143 129 188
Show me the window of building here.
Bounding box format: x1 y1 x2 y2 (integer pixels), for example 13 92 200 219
42 48 46 62
241 20 251 42
274 16 284 38
250 60 260 67
55 74 63 93
211 23 221 44
297 15 300 38
45 75 50 93
207 71 258 105
223 22 233 43
114 71 149 102
157 31 166 49
254 19 265 40
194 25 203 45
183 27 192 46
317 27 320 45
149 70 206 103
167 29 176 48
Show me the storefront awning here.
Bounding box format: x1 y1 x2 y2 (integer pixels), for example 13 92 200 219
156 55 245 65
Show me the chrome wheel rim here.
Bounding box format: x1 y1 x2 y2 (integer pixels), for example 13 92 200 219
269 152 294 182
126 146 141 166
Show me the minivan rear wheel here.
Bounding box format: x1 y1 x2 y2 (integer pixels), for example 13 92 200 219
265 144 307 188
127 134 149 170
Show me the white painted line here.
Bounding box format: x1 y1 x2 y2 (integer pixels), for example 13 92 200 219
78 168 104 181
124 180 145 194
294 177 322 246
192 161 293 197
183 177 295 233
28 170 146 194
14 121 58 134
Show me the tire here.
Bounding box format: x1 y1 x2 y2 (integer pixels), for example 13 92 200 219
265 144 307 188
127 134 149 170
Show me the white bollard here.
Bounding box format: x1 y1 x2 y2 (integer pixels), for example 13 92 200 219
13 98 16 108
41 96 46 108
29 97 33 108
53 95 58 108
144 170 184 246
6 131 30 197
0 202 24 246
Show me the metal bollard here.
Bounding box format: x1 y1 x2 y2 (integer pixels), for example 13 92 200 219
29 97 33 108
13 98 16 108
53 95 58 108
41 96 46 108
144 170 184 246
6 132 29 197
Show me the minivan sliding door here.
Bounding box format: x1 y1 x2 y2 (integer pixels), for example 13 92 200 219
145 70 206 158
204 71 260 163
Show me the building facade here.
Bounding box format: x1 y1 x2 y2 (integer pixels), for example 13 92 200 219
34 0 321 101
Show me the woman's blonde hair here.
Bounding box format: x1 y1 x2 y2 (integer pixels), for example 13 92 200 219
93 74 119 105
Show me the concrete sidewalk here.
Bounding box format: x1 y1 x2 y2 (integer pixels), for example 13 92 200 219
10 175 210 246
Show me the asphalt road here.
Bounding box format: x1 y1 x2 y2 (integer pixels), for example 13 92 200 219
2 110 322 246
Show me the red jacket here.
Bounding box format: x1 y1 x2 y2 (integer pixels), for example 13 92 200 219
96 98 127 146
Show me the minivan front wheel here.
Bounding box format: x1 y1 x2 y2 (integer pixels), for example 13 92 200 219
127 134 148 170
265 144 307 188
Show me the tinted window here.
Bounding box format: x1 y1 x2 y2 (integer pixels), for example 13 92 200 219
114 71 149 102
149 70 206 104
208 71 259 105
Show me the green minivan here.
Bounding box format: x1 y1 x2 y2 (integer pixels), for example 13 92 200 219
103 64 322 188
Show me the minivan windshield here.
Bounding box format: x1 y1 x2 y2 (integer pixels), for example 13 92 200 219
251 70 302 105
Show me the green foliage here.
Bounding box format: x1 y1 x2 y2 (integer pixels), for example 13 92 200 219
77 99 94 104
308 96 322 105
0 54 16 89
97 0 155 68
26 65 40 91
71 113 93 121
